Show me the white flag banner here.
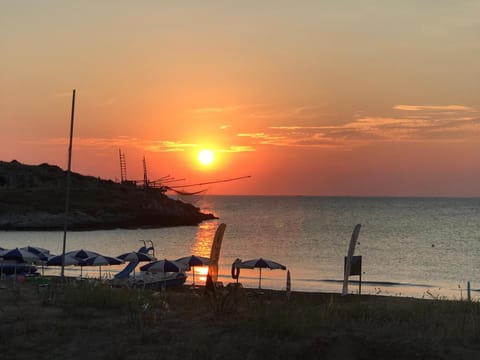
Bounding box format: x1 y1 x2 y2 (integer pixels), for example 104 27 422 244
342 224 361 296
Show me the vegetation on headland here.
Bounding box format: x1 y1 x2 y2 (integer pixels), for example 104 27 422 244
0 160 216 230
2 278 480 360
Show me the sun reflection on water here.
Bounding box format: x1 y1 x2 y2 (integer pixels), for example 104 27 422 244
191 221 217 258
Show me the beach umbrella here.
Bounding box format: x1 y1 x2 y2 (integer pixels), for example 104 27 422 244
81 255 123 279
65 249 103 278
66 249 101 260
238 258 286 289
140 259 188 289
140 259 188 273
46 254 81 266
46 254 82 278
20 246 51 275
20 246 50 262
175 255 210 285
117 251 156 262
0 248 40 263
0 248 40 285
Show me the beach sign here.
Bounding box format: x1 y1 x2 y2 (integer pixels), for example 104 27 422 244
342 224 361 296
208 223 226 284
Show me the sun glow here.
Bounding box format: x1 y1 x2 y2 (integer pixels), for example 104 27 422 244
198 149 215 166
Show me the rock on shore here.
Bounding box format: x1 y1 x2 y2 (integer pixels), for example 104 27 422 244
0 160 216 230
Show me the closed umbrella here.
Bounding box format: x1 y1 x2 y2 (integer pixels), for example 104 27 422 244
238 258 286 289
81 255 123 279
175 255 210 285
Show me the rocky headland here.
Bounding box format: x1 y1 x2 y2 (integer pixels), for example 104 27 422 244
0 160 216 230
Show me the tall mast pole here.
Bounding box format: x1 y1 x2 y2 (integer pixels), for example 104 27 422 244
61 89 76 279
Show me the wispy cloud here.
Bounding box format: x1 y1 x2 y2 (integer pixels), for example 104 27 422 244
219 146 256 153
191 106 240 113
248 105 325 120
393 105 474 111
146 141 197 152
236 104 480 149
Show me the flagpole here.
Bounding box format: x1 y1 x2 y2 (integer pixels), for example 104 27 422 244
61 89 76 279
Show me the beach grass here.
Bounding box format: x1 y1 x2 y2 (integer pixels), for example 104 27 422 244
1 278 480 359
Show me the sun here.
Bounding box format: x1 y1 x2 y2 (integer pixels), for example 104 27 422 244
198 149 215 166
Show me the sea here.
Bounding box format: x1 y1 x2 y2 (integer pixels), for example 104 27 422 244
2 196 480 300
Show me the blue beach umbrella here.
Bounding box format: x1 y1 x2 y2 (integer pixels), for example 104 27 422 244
20 246 50 262
117 251 156 263
140 259 188 273
238 258 286 289
175 255 210 285
81 255 123 278
140 259 188 289
0 248 40 263
66 249 101 260
46 254 81 266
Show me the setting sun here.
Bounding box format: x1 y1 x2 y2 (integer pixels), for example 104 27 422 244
198 149 215 166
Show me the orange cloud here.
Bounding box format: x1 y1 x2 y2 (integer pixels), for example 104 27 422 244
393 105 474 111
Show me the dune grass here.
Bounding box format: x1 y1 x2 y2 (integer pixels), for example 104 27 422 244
1 278 480 359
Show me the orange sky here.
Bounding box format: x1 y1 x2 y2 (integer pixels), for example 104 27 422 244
1 1 480 196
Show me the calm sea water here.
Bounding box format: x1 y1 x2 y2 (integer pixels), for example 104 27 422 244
2 196 480 299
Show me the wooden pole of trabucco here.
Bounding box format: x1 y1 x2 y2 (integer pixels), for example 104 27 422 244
467 281 471 301
61 89 76 280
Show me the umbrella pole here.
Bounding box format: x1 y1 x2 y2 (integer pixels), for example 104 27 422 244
99 265 102 280
192 266 195 286
259 268 262 289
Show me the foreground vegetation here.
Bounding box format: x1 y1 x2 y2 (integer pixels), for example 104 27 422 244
1 277 480 359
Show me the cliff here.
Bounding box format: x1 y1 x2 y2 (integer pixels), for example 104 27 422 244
0 160 216 230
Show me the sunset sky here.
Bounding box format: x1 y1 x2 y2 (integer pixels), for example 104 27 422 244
2 1 479 196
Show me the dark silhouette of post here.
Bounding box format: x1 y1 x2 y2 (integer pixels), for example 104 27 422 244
61 89 76 279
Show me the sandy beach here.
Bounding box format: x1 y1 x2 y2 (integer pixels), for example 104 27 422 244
1 277 480 360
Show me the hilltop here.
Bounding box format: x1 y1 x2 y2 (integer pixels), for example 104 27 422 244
0 160 216 230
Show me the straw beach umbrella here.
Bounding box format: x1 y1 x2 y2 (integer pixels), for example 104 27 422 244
238 258 286 289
